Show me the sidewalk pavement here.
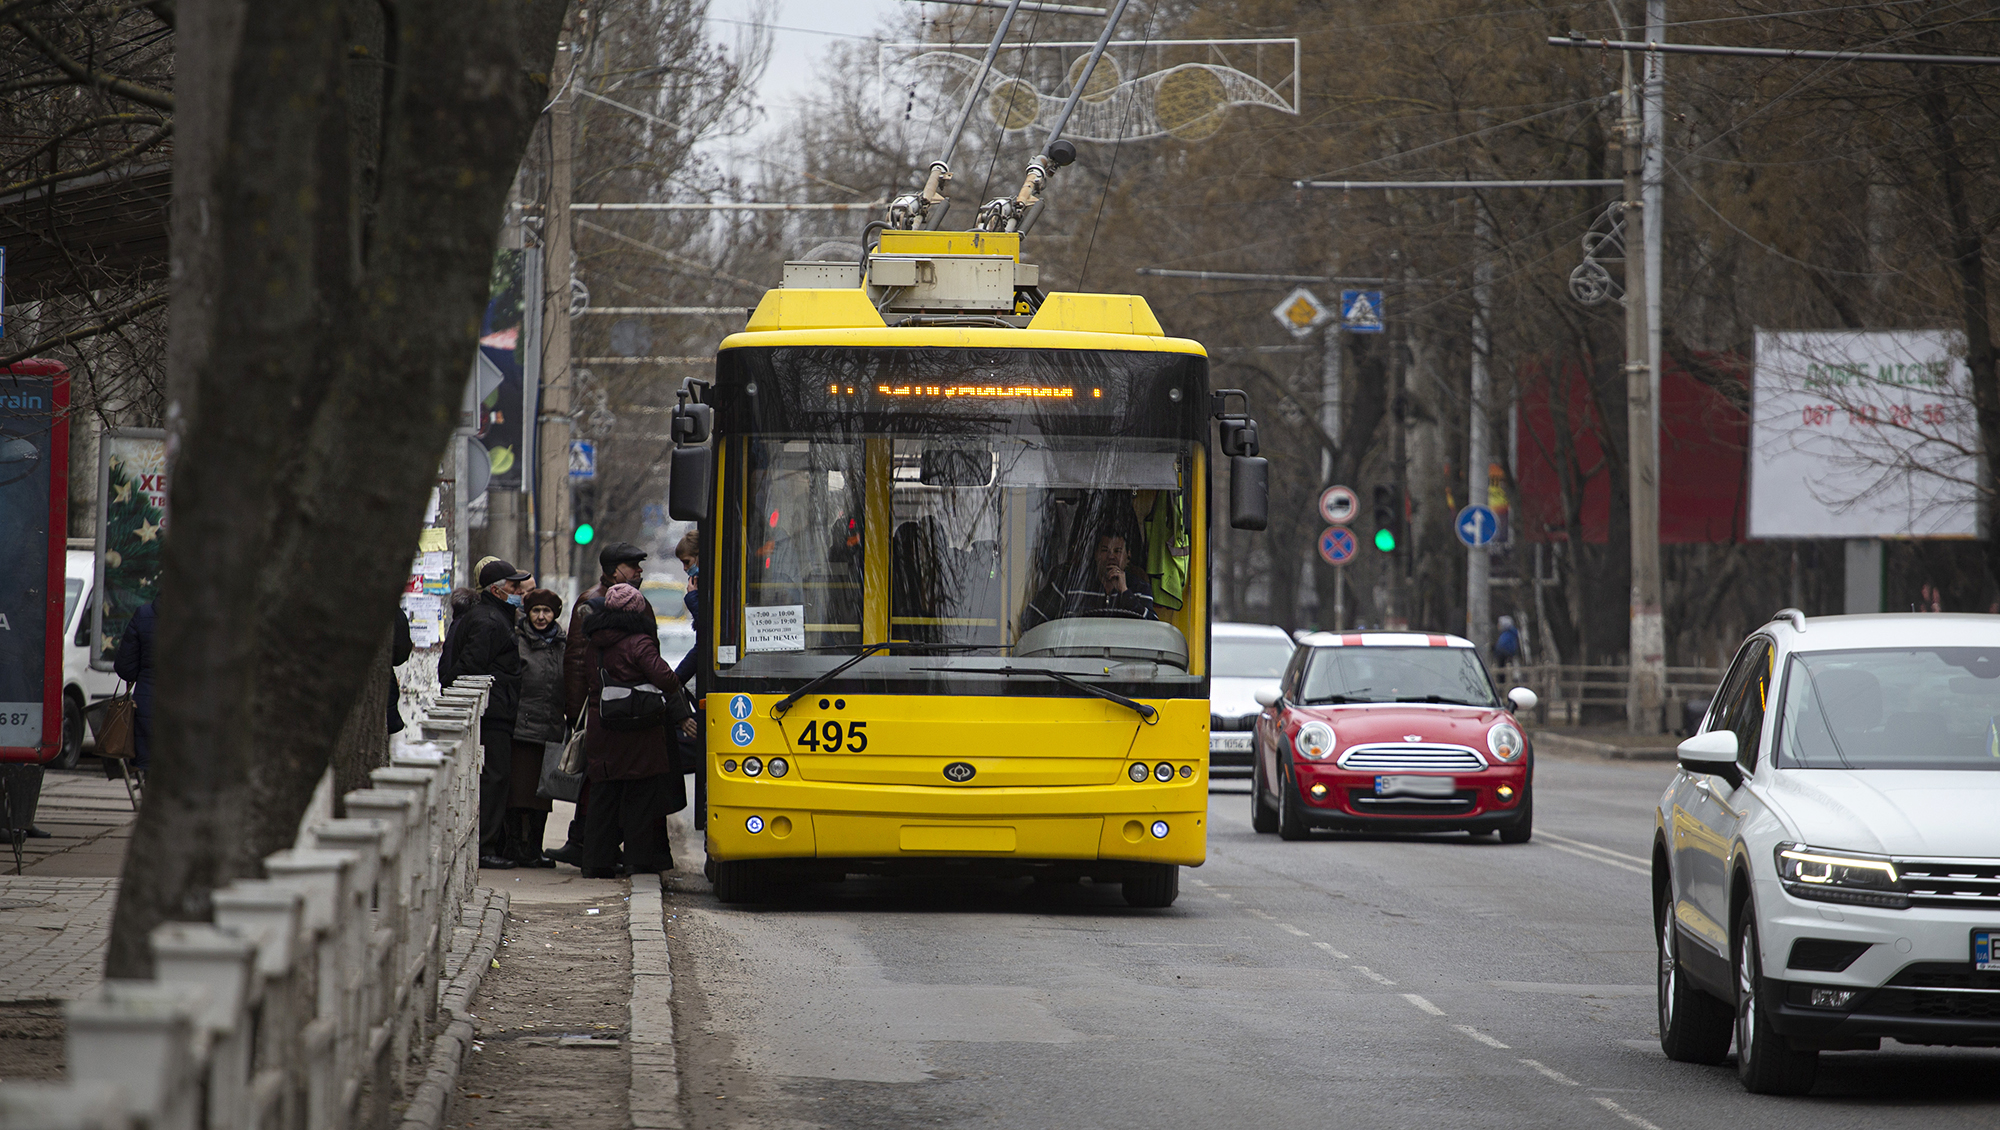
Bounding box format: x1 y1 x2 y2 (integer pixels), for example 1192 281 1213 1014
0 765 140 1004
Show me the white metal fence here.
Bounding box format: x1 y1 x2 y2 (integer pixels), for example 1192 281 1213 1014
0 676 497 1130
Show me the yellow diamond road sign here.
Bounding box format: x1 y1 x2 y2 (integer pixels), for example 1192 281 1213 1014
1272 286 1330 339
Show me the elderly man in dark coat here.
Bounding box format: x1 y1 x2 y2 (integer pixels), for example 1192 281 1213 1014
570 583 694 877
446 558 531 869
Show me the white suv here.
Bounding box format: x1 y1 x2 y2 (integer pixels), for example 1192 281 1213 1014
1654 611 2000 1094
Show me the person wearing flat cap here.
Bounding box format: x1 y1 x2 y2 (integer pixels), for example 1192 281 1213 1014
551 539 649 864
445 557 533 869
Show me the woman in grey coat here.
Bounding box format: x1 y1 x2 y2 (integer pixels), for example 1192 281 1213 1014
508 588 569 866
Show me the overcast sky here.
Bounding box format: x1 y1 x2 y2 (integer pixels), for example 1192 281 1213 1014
705 0 912 156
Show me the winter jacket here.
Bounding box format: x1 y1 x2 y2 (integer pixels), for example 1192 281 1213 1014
113 601 157 765
578 605 693 782
1020 567 1158 630
563 577 614 718
513 619 569 744
445 590 523 725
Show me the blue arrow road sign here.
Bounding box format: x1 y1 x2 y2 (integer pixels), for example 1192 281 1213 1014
1319 525 1358 566
1341 290 1384 333
1456 504 1498 547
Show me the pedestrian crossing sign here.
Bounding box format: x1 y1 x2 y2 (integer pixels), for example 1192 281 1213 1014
1341 290 1384 333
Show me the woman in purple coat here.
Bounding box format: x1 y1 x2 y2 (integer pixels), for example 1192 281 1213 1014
573 583 695 877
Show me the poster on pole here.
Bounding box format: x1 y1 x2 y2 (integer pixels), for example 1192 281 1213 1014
93 429 167 670
1748 330 1977 539
0 362 69 762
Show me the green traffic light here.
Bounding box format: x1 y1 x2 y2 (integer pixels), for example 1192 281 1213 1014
1374 528 1396 552
574 522 596 546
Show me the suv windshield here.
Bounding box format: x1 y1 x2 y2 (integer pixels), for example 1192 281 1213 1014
1778 647 2000 770
1298 646 1498 707
1214 637 1293 679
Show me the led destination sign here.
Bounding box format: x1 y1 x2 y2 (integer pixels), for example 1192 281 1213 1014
828 383 1102 401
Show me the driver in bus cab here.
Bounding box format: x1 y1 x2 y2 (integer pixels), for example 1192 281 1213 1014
1021 530 1159 629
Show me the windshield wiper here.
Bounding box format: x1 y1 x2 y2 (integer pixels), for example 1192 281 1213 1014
912 665 1158 723
771 642 965 718
1300 694 1360 705
1395 694 1490 707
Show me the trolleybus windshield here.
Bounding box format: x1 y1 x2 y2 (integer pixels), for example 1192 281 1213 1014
713 346 1207 694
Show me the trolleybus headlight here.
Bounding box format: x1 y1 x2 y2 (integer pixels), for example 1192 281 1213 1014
1150 820 1170 839
723 759 738 774
1294 721 1337 761
1129 762 1150 783
768 757 789 778
743 757 763 777
1178 764 1193 779
1487 723 1525 762
1155 762 1174 782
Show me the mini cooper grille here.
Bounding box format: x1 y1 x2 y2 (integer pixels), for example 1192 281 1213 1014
1894 858 2000 909
1336 745 1486 772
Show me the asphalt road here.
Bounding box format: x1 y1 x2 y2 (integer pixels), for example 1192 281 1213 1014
665 749 2000 1129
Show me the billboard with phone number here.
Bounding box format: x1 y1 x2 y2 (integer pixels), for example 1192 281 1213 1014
0 362 69 763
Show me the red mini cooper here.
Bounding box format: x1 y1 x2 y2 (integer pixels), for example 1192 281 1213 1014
1250 632 1538 842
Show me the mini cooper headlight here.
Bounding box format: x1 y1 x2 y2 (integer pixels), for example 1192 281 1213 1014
1294 721 1337 761
1487 723 1525 763
1775 842 1908 909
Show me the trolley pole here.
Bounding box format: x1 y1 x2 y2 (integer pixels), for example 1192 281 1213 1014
1622 52 1666 734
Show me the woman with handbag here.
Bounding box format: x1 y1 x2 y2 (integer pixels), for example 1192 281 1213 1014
507 588 568 867
574 583 694 878
112 600 157 772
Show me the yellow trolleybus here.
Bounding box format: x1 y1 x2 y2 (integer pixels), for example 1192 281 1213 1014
667 228 1267 906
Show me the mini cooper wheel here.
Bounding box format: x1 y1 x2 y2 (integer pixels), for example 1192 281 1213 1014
1497 790 1533 844
1250 746 1278 834
1277 764 1310 841
1734 904 1818 1094
1657 899 1732 1064
1121 863 1180 908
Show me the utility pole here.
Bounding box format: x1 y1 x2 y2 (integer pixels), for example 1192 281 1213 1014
1467 209 1494 653
539 37 578 602
1622 48 1666 734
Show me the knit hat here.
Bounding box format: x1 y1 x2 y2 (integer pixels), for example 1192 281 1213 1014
523 588 563 615
605 583 648 612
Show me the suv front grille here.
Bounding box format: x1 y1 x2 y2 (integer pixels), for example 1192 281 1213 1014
1337 745 1486 772
1858 964 2000 1021
1895 858 2000 909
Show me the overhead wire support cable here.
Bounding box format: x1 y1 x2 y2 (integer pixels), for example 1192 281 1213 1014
1136 268 1400 284
571 201 888 211
1295 179 1620 190
903 0 1107 19
1547 35 2000 67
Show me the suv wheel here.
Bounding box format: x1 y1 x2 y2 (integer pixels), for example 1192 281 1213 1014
1250 748 1277 834
52 694 84 770
1734 903 1818 1094
1657 898 1732 1063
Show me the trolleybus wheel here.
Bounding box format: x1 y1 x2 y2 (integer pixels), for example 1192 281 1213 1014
1120 864 1179 908
1250 752 1277 834
712 860 768 905
1277 765 1310 841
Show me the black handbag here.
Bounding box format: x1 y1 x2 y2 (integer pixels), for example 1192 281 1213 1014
597 664 669 732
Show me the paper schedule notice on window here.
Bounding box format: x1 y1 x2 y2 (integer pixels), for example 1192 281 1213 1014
744 605 806 653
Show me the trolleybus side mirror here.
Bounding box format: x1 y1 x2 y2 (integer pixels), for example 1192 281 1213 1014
1230 456 1269 530
669 446 712 522
671 402 712 445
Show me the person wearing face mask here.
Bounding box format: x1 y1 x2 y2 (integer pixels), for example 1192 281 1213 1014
506 588 568 867
447 558 532 868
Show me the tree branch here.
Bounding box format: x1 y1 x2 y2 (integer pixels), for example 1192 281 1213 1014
8 15 175 111
0 290 167 367
1 120 172 194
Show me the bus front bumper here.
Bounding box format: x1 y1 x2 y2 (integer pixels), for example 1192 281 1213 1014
706 804 1206 867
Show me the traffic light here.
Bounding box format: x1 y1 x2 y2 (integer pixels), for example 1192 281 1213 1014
1371 484 1400 552
572 481 598 546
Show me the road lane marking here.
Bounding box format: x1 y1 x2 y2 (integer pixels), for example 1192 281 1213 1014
1454 1025 1510 1048
1312 941 1351 960
1352 966 1396 986
1540 830 1650 866
1518 1059 1581 1086
1245 908 1275 919
1592 1098 1664 1130
1490 981 1652 997
1277 923 1310 936
1401 993 1445 1016
1541 841 1650 875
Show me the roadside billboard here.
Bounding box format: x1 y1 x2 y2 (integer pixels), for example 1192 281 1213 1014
1748 329 1977 539
0 362 70 763
93 429 167 669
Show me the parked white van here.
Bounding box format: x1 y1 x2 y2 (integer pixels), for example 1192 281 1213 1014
56 545 122 768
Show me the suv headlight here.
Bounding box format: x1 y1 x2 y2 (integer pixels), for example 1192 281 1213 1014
1487 723 1525 763
1775 842 1908 909
1294 721 1337 761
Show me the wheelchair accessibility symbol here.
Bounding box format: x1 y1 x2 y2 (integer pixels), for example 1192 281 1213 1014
730 721 755 747
729 694 753 720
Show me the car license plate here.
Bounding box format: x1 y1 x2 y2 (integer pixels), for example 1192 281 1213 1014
1977 930 2000 972
1375 774 1456 799
1210 734 1253 752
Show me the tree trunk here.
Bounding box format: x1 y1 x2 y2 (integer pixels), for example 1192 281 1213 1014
107 0 565 978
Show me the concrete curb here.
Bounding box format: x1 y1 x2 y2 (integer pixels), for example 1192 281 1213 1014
397 887 510 1130
1533 731 1678 762
628 875 681 1130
